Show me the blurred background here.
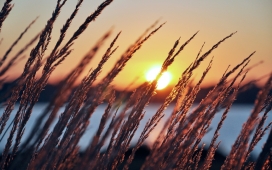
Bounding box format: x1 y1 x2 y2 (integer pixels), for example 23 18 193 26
0 0 271 90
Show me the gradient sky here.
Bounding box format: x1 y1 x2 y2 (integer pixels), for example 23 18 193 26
1 0 271 89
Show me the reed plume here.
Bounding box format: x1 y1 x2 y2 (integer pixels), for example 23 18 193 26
0 0 13 32
0 1 271 170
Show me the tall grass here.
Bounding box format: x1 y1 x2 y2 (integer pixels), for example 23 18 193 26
0 1 271 170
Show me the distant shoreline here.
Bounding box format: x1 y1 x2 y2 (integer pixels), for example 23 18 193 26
0 81 262 103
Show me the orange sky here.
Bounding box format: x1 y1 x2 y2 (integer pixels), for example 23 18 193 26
1 0 272 89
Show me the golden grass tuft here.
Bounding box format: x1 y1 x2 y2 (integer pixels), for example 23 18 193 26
0 1 271 170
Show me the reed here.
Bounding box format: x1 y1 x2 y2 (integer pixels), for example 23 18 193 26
0 0 13 32
0 1 271 170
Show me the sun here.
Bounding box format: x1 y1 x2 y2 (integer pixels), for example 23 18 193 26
145 66 172 90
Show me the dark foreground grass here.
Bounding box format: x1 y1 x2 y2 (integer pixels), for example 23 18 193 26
0 0 272 169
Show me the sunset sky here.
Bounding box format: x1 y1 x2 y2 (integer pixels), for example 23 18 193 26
1 0 271 89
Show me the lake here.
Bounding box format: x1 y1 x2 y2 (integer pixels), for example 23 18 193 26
0 103 271 159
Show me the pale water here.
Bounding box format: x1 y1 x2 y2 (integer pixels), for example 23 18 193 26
0 104 271 158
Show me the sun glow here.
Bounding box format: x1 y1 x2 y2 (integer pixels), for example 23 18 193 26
145 66 172 90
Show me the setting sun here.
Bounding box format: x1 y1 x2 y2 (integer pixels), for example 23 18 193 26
145 66 172 90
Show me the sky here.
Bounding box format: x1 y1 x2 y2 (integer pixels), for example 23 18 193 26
1 0 272 89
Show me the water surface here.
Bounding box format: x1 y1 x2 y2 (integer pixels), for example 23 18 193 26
0 104 270 159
